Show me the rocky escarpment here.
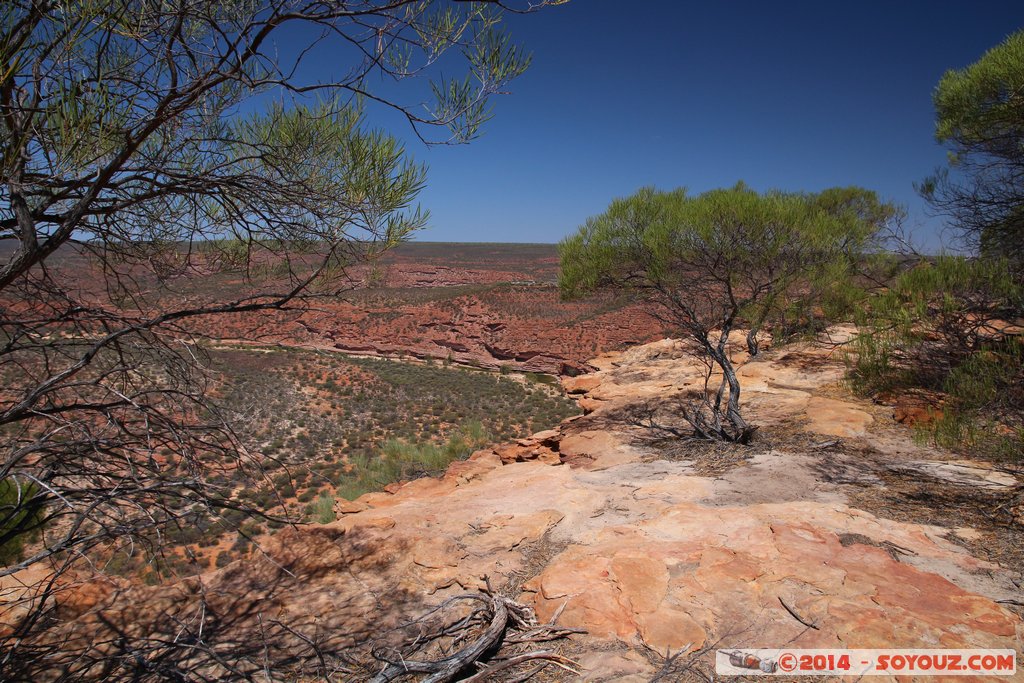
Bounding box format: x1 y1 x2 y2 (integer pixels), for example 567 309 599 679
28 330 1024 680
322 296 646 375
194 268 663 375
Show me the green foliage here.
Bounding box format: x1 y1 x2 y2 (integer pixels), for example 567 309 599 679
858 256 1021 341
849 256 1024 459
336 422 491 501
0 478 42 566
921 340 1024 460
850 256 1023 391
933 30 1024 153
560 183 896 329
306 492 338 525
921 30 1024 267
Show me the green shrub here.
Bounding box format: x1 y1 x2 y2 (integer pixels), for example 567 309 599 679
238 520 263 537
920 339 1024 458
306 492 337 524
334 422 492 500
0 478 43 566
335 478 374 502
850 256 1023 460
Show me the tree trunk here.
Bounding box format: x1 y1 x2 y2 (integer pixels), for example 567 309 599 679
718 352 748 431
746 329 760 356
707 346 752 441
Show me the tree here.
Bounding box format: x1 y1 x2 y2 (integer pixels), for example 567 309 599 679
851 31 1024 464
0 1 558 677
918 29 1024 270
559 184 897 442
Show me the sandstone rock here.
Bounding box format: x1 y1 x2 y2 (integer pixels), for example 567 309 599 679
559 430 646 470
803 397 874 437
492 441 561 465
635 608 705 652
529 501 1019 654
334 497 368 515
892 391 944 426
411 537 464 569
576 650 655 681
443 454 502 483
475 510 564 551
610 555 668 613
562 374 603 394
893 461 1019 490
953 526 983 542
335 514 396 533
517 428 560 447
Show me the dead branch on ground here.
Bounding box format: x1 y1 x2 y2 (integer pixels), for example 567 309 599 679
369 581 583 682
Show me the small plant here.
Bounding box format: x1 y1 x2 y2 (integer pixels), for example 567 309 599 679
307 492 337 524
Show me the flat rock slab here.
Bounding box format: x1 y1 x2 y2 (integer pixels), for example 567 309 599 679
524 501 1021 654
802 397 874 437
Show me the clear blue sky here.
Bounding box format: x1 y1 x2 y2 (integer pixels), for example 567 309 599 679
318 2 1024 248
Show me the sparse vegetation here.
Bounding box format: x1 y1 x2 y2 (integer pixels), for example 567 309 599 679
850 256 1024 460
90 343 581 580
332 422 493 503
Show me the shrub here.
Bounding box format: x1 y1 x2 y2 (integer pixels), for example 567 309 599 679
306 492 337 524
850 256 1024 459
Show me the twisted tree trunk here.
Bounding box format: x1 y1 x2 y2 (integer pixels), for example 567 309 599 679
706 345 752 442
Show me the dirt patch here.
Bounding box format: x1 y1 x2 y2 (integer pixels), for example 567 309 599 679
502 529 572 598
847 465 1024 588
641 436 757 476
632 421 851 478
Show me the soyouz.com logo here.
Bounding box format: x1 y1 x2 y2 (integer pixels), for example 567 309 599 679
715 649 1017 676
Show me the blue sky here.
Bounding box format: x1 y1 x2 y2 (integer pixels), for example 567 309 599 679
308 2 1024 247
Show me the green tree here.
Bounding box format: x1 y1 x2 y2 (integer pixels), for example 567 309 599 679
852 31 1024 463
919 29 1024 270
560 184 897 441
0 0 559 677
